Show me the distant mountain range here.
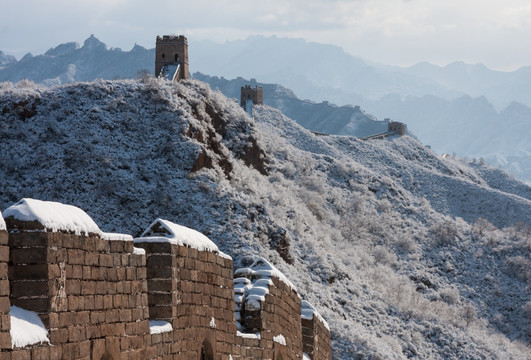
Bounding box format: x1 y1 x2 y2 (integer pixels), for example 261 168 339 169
0 35 154 86
192 35 531 111
192 73 389 138
1 35 529 183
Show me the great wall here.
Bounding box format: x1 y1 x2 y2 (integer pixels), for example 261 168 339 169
0 198 331 359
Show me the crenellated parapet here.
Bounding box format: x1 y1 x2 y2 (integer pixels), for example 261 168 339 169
134 218 236 359
0 198 331 359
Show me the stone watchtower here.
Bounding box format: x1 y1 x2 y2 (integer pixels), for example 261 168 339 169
155 35 189 81
240 85 263 107
388 121 406 136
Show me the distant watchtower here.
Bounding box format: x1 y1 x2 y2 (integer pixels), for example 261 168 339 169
155 35 189 81
388 121 406 136
240 85 263 107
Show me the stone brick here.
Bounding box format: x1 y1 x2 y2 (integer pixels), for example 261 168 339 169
0 246 8 263
109 240 124 253
0 280 9 296
0 332 11 350
0 231 8 246
10 350 30 360
68 325 86 342
68 295 84 311
68 249 85 265
99 254 113 267
85 252 99 266
91 338 106 359
49 327 68 344
10 247 48 264
10 297 48 313
112 254 121 267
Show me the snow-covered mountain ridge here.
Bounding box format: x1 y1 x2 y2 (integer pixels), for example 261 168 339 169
1 35 530 184
0 79 530 359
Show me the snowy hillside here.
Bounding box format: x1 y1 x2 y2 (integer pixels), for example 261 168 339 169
0 79 530 359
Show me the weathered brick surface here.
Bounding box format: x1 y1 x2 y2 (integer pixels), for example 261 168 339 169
1 214 331 359
6 226 150 359
0 230 10 350
136 241 237 359
236 275 304 360
302 316 331 360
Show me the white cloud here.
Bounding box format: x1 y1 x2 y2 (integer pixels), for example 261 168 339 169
1 0 530 70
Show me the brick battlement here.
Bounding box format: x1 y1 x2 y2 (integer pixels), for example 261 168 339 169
0 200 331 359
155 34 189 81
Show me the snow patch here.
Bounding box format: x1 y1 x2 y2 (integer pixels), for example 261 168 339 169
0 211 5 231
236 331 260 339
10 306 49 348
135 218 219 253
218 250 233 260
133 247 145 255
3 198 100 235
101 232 133 241
301 300 329 331
149 320 172 334
273 334 286 345
236 257 296 291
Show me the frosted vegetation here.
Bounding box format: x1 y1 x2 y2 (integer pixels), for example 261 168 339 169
0 78 530 358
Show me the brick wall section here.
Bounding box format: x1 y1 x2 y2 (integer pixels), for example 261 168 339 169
235 277 303 360
135 242 236 359
302 317 332 360
6 221 150 360
0 228 10 352
1 210 331 359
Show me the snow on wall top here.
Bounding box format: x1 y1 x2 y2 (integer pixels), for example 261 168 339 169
101 232 133 241
135 218 220 253
3 198 101 236
234 257 298 332
0 211 5 231
236 257 297 291
301 300 329 331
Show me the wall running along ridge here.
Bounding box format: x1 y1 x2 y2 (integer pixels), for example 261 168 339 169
0 200 330 359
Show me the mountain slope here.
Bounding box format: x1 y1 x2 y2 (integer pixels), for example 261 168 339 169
0 79 529 359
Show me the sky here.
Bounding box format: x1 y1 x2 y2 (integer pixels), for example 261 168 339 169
1 0 530 71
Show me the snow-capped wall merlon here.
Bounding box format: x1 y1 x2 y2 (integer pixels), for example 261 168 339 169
3 198 100 235
302 300 329 331
135 218 226 256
